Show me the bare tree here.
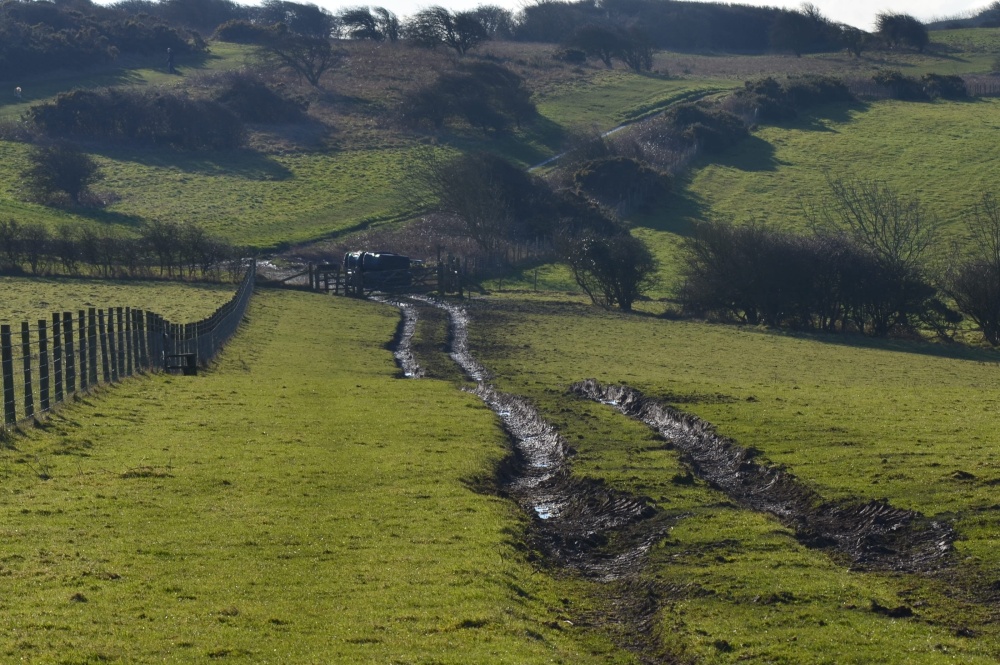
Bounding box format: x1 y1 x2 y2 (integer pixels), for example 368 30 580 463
814 177 937 274
256 25 340 87
944 193 1000 344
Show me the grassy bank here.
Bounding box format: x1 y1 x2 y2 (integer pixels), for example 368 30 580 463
469 297 1000 662
0 290 636 663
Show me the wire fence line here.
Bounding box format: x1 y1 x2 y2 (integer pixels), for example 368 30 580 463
0 262 256 429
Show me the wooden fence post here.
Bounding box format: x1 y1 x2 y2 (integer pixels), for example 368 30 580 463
88 308 98 387
116 308 125 378
136 310 148 371
1 326 15 425
125 307 133 377
52 313 62 403
38 319 49 413
98 309 111 383
62 312 75 395
78 310 87 392
107 308 118 383
21 322 33 419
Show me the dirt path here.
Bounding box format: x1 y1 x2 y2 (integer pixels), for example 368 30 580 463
386 297 677 663
371 296 423 378
572 379 955 573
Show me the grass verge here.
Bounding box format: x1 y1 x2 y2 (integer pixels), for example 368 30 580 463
0 290 635 663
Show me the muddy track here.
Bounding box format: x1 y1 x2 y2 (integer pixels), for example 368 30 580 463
572 379 955 573
387 297 676 663
371 296 423 378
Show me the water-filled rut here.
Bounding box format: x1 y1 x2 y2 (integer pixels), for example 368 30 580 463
572 379 955 573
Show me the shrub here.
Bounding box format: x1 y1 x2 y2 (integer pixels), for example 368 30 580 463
552 47 587 63
213 71 308 123
22 141 102 206
401 61 535 134
679 219 938 336
665 103 748 152
573 157 671 212
28 88 245 150
872 70 927 100
559 231 658 312
213 19 274 44
921 73 967 100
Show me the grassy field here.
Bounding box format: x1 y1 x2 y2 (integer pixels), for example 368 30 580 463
469 296 1000 662
624 96 1000 291
0 290 642 664
0 276 236 324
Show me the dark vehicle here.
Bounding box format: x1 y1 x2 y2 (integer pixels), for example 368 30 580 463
343 251 420 292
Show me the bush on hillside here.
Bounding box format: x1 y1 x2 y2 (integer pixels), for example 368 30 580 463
679 219 942 336
727 75 854 123
213 19 274 44
401 62 535 135
664 103 748 152
557 231 658 312
213 71 309 123
872 70 927 100
573 157 671 212
21 141 102 206
920 73 967 100
28 88 245 150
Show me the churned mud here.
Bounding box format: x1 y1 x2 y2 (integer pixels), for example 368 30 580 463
572 379 955 573
393 298 677 662
371 296 423 378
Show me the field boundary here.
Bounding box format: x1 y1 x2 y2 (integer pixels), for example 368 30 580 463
0 262 255 429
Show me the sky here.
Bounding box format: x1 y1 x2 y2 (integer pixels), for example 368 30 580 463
290 0 990 31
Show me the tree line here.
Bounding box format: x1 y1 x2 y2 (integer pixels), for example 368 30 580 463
0 217 245 281
3 0 938 81
678 182 1000 346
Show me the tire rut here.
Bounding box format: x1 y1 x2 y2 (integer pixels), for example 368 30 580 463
572 379 955 573
389 297 677 663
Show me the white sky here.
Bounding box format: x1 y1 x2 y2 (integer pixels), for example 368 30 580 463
291 0 990 31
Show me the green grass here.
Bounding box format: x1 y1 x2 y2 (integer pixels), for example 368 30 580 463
0 290 637 664
628 97 1000 288
536 71 735 130
0 140 446 247
469 297 1000 662
931 27 1000 53
0 276 236 324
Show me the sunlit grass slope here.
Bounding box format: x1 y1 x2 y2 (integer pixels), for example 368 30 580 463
0 291 631 664
631 97 1000 289
0 276 235 324
471 298 1000 662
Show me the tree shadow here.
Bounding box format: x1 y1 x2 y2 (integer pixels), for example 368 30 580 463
755 325 1000 364
709 135 784 173
631 178 710 238
93 145 294 181
442 114 568 169
71 207 149 230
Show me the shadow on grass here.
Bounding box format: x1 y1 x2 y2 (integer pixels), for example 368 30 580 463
95 146 293 181
441 115 568 169
73 207 148 230
731 322 1000 365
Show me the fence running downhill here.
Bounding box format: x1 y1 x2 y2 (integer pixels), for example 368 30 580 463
0 262 255 429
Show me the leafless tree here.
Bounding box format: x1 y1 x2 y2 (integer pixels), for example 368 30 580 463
944 193 1000 344
813 177 938 274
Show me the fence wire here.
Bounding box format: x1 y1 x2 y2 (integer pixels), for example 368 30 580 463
0 262 255 428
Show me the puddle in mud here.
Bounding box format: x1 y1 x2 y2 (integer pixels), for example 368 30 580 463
572 379 955 573
385 297 674 661
370 296 423 378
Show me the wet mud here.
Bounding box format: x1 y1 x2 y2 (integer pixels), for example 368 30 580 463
392 298 676 662
371 296 423 378
572 379 955 573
